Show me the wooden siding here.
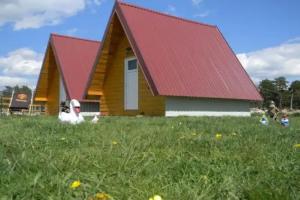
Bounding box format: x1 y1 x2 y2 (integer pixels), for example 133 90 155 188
46 48 60 115
99 15 165 116
34 47 51 101
35 45 60 115
88 15 123 96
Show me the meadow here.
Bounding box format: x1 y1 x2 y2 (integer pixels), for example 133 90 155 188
0 116 299 200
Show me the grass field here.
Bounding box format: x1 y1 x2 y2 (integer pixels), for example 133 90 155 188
0 116 299 200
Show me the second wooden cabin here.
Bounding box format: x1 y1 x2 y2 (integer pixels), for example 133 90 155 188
85 1 262 116
34 34 101 115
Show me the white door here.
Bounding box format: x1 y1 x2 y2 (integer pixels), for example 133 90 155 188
124 57 138 110
59 75 66 103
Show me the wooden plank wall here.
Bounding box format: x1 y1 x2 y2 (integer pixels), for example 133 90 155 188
100 16 165 116
35 47 51 100
45 48 60 115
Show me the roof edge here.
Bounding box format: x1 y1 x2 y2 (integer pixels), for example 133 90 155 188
163 94 263 102
116 2 159 95
215 27 263 101
50 33 100 44
117 1 217 29
50 37 71 100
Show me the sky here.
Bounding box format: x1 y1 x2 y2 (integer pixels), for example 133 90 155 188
0 0 300 89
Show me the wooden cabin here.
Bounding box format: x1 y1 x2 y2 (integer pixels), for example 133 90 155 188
34 34 101 115
85 1 262 117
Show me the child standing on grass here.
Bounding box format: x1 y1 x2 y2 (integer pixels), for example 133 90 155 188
280 114 289 127
268 101 279 120
260 113 269 125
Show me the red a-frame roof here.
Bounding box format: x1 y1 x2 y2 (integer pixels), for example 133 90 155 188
46 34 100 100
109 1 262 101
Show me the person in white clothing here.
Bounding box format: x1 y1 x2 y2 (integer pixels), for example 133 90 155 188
58 99 84 125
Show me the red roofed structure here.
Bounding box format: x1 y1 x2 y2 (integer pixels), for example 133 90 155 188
34 34 101 115
86 1 262 116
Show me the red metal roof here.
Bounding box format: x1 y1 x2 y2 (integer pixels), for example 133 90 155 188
115 2 262 101
51 34 101 100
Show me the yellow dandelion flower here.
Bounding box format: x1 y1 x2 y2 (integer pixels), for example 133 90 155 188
149 195 163 200
200 175 208 184
112 141 118 145
293 144 300 148
200 175 208 180
215 133 222 140
153 195 163 200
191 133 197 136
96 192 111 200
70 180 81 189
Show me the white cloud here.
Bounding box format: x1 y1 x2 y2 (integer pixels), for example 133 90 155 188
0 76 31 89
93 0 104 6
0 48 43 76
164 5 177 15
194 11 210 18
285 37 300 44
167 5 177 13
0 48 43 89
237 42 300 83
192 0 204 6
64 28 78 36
0 0 103 30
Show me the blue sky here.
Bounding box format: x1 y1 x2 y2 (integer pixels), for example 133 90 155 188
0 0 300 89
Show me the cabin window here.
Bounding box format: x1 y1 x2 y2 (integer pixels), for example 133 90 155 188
80 102 100 112
127 59 137 70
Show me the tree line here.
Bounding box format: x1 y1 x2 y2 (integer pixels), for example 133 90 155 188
259 77 300 109
0 85 32 97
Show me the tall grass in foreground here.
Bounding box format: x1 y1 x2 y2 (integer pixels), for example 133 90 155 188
0 116 299 199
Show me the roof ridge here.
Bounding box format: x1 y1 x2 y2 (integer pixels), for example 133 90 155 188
51 33 101 44
117 1 216 28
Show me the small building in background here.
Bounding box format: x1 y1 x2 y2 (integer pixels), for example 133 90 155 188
85 1 262 117
34 34 101 116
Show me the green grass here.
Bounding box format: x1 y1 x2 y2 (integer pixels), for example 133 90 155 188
0 116 299 200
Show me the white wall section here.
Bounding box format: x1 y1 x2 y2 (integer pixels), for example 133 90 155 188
165 97 251 117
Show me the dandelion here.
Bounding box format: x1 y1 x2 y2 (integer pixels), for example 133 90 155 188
96 192 111 200
61 137 66 141
200 175 208 184
149 195 163 200
70 180 81 189
153 195 163 200
112 141 118 145
293 144 300 148
191 132 197 136
215 133 222 140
